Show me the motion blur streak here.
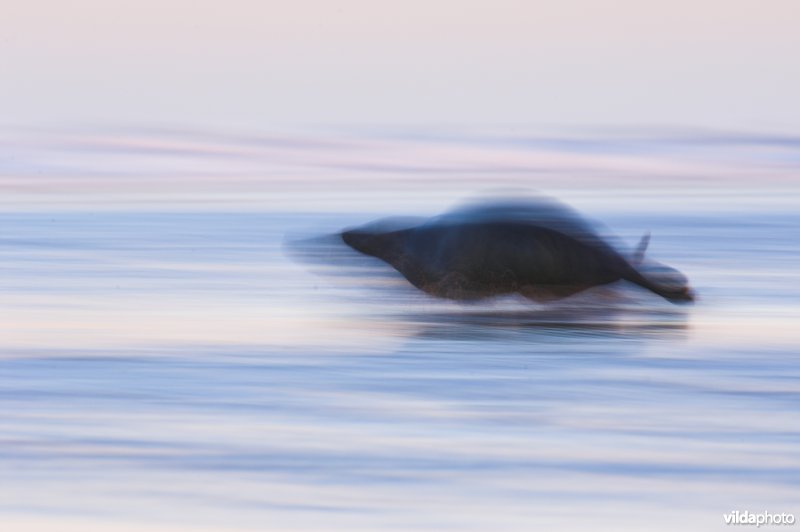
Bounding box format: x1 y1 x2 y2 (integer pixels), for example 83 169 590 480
0 127 799 532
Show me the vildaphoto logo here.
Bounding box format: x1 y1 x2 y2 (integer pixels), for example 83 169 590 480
724 510 796 527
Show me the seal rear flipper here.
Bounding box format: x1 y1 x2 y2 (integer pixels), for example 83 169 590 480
623 261 695 304
632 232 650 265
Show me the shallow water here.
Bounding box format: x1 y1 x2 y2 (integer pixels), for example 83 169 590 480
1 127 799 531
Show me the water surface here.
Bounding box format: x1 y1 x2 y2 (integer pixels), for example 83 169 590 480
1 127 799 531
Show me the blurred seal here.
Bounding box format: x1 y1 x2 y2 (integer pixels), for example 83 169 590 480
341 196 694 304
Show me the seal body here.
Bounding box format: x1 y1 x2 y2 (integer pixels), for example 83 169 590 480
341 198 694 303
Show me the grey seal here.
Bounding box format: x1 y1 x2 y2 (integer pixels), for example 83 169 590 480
341 197 694 303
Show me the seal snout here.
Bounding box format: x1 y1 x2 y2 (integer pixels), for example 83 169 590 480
341 230 374 255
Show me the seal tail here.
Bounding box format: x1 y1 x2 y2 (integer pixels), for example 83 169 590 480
620 260 695 304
